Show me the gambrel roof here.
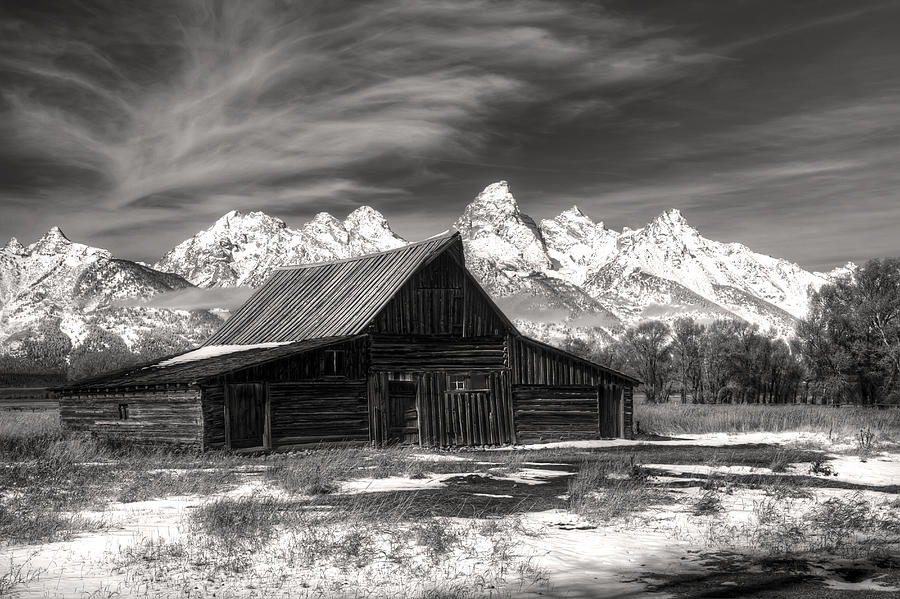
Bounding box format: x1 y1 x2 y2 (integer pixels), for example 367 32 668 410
204 232 515 345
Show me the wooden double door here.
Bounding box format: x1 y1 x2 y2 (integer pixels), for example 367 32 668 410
383 371 513 447
225 383 271 450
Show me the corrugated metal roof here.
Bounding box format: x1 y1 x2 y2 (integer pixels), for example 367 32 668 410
60 337 358 391
204 233 462 345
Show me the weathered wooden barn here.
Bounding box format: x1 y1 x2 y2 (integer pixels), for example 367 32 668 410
59 233 638 450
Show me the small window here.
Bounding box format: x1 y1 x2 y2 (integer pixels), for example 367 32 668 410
117 403 129 420
447 373 490 391
389 372 413 381
322 350 346 377
448 374 467 390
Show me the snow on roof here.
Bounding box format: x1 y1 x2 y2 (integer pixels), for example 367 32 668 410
153 342 293 368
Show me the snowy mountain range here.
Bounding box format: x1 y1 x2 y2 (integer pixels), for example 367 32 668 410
0 228 220 356
0 181 852 356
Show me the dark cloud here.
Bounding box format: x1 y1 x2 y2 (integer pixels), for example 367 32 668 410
0 1 897 270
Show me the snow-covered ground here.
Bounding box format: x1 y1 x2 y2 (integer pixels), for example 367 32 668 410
2 433 899 598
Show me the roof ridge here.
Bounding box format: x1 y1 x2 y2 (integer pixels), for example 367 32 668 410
275 231 459 270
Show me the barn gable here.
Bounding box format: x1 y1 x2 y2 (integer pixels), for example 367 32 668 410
203 233 502 345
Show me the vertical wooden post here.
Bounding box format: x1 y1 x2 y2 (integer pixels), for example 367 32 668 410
263 383 272 450
223 384 232 450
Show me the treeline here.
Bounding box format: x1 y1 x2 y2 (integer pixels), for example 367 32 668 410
567 257 900 406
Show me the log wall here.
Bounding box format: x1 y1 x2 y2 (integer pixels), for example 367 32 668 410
509 336 635 439
513 385 599 443
59 389 203 447
202 381 368 449
370 370 514 447
369 335 506 371
269 381 368 446
217 337 368 383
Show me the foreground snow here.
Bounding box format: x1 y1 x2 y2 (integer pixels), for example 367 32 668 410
3 433 899 598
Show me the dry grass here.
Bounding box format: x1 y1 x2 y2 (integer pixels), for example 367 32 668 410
703 493 900 560
635 403 900 443
567 455 669 522
111 491 546 597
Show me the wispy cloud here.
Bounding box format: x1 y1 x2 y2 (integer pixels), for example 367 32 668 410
0 0 705 249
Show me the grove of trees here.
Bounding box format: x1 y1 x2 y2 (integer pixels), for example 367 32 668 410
570 257 900 406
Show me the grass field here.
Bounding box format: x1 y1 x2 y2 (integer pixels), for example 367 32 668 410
1 407 899 597
635 402 900 441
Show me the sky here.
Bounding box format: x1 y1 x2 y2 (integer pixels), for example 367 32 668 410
1 0 898 271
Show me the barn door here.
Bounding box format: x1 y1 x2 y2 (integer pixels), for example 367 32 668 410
225 383 268 449
598 384 622 438
387 380 418 444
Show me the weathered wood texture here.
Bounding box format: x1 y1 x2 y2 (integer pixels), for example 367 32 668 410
372 251 510 337
509 336 635 439
412 370 514 447
226 383 266 449
203 381 368 448
623 386 634 439
205 235 464 344
514 385 600 442
201 385 226 449
369 335 506 371
269 381 368 446
387 380 418 444
217 337 367 383
60 390 202 446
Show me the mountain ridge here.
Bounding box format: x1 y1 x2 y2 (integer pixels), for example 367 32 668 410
1 182 856 356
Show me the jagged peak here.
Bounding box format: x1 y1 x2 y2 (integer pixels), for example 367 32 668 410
212 209 285 230
3 237 25 254
29 226 73 254
307 211 342 227
643 208 696 236
44 226 70 241
344 205 389 227
554 205 604 227
469 180 519 215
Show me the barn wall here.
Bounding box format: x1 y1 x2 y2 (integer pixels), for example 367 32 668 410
513 385 599 443
201 386 226 449
509 336 635 439
269 381 368 446
371 251 507 337
369 369 514 447
202 379 368 450
369 335 506 371
218 337 368 384
59 389 203 447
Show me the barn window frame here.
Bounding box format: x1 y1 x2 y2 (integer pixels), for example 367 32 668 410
447 373 489 391
117 403 129 420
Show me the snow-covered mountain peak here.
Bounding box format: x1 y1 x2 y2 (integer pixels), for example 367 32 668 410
343 206 395 238
815 261 857 282
540 206 619 285
305 211 343 230
470 180 519 215
454 181 552 275
343 206 406 254
211 209 287 234
3 237 26 255
30 226 74 255
643 208 696 237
